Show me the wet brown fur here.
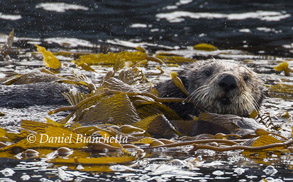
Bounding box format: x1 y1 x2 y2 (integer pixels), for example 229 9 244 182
156 60 264 120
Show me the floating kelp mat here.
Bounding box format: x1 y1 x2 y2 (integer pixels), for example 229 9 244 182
0 31 292 181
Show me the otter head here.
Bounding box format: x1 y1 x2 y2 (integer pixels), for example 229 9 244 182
186 60 264 117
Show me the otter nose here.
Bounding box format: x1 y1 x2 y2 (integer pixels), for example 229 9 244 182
218 74 237 91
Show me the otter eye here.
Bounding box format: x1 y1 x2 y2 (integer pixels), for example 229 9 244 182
243 75 249 82
203 68 213 76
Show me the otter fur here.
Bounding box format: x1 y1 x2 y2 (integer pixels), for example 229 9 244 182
156 60 264 125
0 72 87 108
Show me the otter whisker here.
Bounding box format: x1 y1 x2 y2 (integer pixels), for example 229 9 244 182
155 59 264 129
242 92 258 114
187 85 209 103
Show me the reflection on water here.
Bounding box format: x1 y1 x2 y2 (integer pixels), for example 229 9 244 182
0 0 293 56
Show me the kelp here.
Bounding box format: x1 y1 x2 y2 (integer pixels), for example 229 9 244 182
35 45 61 70
2 72 59 85
0 44 292 173
170 71 190 96
193 43 218 51
77 93 141 125
0 29 14 61
269 83 293 99
73 48 163 67
156 53 196 64
274 61 292 76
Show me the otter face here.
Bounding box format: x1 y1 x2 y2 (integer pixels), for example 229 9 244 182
186 61 264 117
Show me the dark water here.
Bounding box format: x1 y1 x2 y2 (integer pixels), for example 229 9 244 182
0 0 293 56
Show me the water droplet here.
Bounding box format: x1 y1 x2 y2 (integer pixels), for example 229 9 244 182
263 165 278 176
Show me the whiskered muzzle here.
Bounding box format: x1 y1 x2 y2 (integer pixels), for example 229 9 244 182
187 82 259 116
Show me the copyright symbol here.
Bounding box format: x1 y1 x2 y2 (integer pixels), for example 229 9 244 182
27 134 36 143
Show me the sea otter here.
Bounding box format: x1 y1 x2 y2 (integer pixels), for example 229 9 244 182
156 60 265 134
0 72 87 108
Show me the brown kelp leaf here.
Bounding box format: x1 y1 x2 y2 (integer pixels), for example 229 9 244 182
170 120 198 136
193 43 217 51
133 114 180 138
274 61 291 76
77 93 141 125
35 45 61 69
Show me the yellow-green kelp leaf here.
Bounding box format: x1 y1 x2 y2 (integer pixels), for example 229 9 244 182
171 71 190 96
156 53 196 64
242 135 284 160
75 51 147 65
77 93 141 125
133 114 181 138
120 125 145 135
274 62 291 76
131 137 165 147
72 60 96 72
269 83 293 99
1 125 87 151
0 128 6 138
50 155 136 165
193 43 217 51
35 45 61 69
249 110 258 119
252 135 283 148
133 100 182 120
3 72 58 85
132 114 159 131
0 29 14 56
